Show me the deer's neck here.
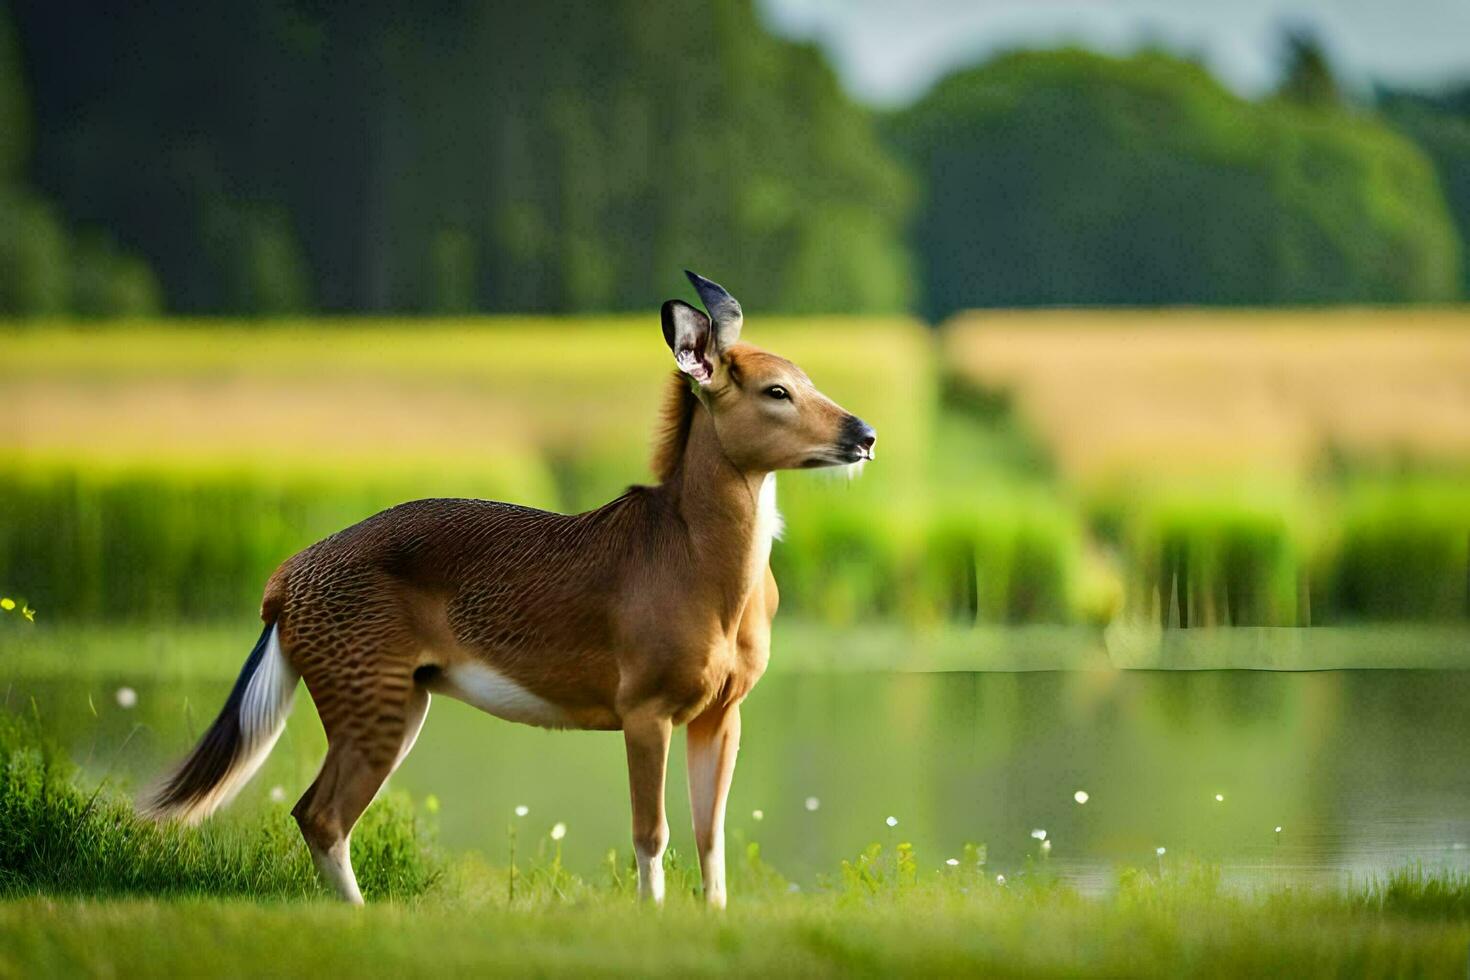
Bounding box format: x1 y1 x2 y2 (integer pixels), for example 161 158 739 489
664 407 776 621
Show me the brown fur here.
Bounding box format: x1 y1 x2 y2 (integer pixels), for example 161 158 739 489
143 319 873 907
651 372 699 483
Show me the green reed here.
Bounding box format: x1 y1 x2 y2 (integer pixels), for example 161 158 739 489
5 463 1469 627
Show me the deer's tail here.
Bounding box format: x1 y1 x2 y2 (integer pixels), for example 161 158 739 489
138 622 299 824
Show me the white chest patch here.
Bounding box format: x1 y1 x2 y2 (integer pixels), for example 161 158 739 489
437 661 571 729
753 473 784 569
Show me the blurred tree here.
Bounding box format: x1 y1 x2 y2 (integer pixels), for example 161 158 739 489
0 0 161 317
0 191 68 314
887 50 1461 319
0 0 64 315
1380 84 1470 296
200 199 313 316
427 228 478 314
70 230 162 317
10 0 912 315
1276 28 1341 108
0 0 26 179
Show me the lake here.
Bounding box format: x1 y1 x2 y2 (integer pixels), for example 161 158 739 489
9 664 1470 891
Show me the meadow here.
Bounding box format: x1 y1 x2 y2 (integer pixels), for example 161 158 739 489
5 311 1470 976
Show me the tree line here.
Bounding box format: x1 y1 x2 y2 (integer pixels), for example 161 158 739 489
1 2 1467 321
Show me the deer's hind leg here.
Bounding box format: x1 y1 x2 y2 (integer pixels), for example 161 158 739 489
290 631 430 905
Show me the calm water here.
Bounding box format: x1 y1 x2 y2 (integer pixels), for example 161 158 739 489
11 668 1470 889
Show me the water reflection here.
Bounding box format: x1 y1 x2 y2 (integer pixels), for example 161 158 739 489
10 668 1470 889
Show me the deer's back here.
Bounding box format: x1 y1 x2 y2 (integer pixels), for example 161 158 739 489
269 495 652 675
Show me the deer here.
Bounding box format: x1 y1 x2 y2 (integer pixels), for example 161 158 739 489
140 271 876 908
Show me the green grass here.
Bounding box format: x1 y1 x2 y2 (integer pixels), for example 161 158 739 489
0 714 439 901
3 847 1469 978
4 877 1469 978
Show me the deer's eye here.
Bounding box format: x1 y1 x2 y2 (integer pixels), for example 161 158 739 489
764 385 789 401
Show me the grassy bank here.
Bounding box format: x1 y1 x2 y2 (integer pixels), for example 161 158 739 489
2 716 1470 977
0 715 438 901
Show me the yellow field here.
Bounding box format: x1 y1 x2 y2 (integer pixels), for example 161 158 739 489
945 307 1470 483
2 317 934 491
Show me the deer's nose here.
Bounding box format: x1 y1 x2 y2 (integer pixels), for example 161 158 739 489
842 415 877 458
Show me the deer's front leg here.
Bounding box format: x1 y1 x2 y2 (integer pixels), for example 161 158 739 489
687 700 741 909
623 709 672 904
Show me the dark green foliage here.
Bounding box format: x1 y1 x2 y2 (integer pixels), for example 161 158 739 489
9 4 1470 318
1275 29 1341 108
1111 484 1470 627
1323 483 1470 622
1122 500 1301 627
427 228 478 314
0 189 68 314
910 503 1077 625
0 196 163 317
1380 85 1470 295
11 1 911 316
0 0 26 180
0 715 440 899
200 200 312 316
0 2 161 318
775 498 905 624
887 49 1462 319
69 230 162 317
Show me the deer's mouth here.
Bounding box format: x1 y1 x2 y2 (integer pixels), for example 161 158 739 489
801 444 875 468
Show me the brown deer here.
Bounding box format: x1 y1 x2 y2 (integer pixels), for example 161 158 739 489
140 271 876 908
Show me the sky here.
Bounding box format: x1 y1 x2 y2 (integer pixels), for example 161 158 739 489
759 0 1470 107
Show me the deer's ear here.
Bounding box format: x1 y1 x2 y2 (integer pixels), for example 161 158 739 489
685 270 743 350
661 300 715 385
